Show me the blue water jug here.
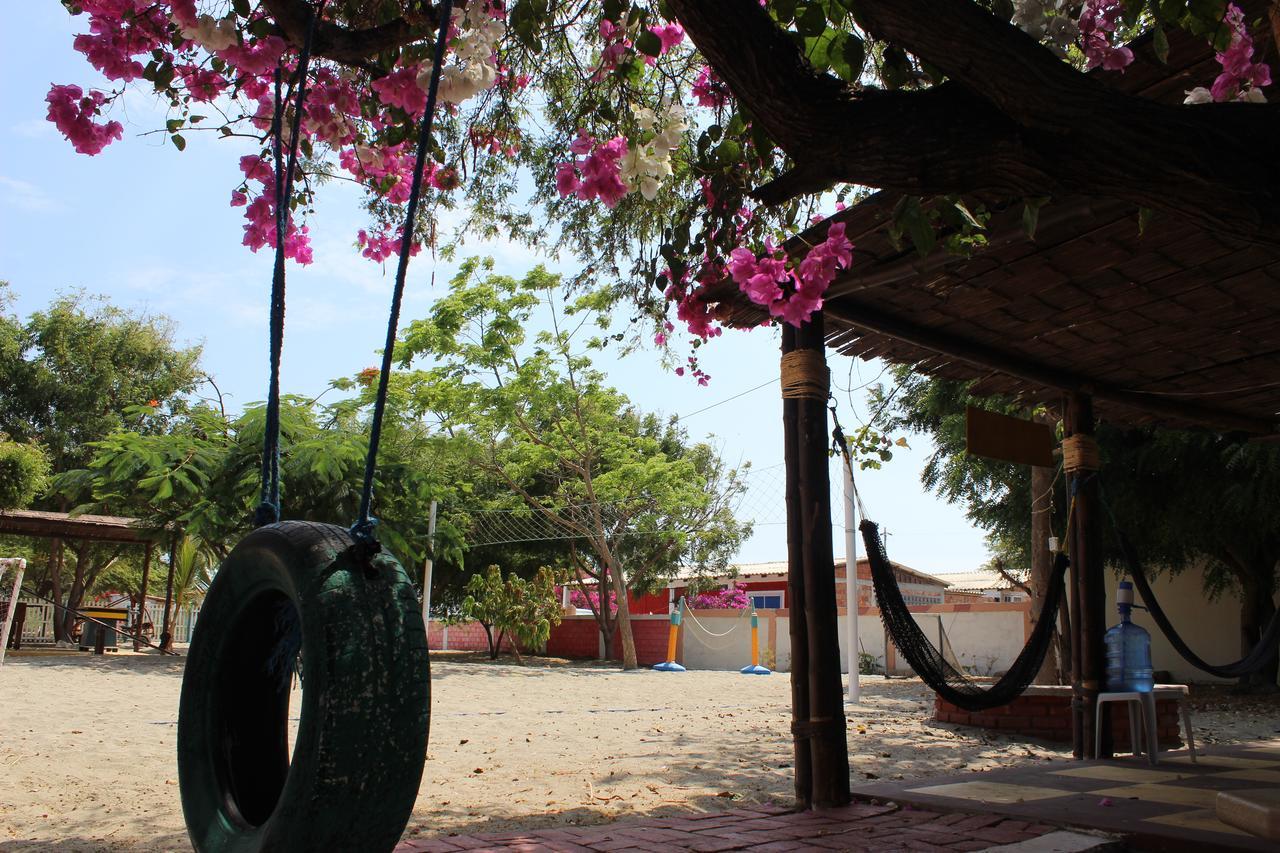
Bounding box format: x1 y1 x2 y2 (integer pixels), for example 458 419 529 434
1105 580 1154 692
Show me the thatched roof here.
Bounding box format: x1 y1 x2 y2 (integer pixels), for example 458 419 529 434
704 17 1280 435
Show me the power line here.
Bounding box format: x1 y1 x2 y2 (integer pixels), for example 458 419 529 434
676 377 778 421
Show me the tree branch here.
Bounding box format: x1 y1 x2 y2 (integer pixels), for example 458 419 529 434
262 0 439 70
670 0 1280 240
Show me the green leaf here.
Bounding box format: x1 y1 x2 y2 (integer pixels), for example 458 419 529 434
170 134 187 152
712 139 741 167
154 476 174 502
796 3 828 36
1022 196 1050 239
895 197 935 257
1137 207 1154 236
635 29 663 58
1153 25 1169 64
232 0 251 16
840 35 866 79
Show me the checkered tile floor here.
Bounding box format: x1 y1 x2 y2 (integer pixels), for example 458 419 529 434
854 741 1280 851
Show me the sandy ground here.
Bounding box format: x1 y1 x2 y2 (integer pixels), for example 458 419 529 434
1 650 1274 852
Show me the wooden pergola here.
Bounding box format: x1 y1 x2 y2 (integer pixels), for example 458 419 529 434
701 15 1280 808
0 510 181 653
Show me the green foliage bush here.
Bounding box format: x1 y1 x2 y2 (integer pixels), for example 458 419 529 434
0 440 50 509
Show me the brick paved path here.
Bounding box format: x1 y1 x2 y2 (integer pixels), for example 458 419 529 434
396 801 1061 851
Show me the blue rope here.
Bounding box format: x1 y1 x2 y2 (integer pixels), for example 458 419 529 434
351 0 454 550
255 8 316 527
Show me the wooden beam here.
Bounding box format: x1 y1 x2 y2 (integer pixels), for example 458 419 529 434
823 301 1278 435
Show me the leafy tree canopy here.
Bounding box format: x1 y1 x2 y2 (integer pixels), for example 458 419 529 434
49 0 1276 371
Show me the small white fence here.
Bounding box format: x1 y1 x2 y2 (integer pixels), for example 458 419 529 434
2 594 200 648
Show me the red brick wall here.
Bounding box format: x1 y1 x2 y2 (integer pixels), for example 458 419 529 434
629 590 670 615
935 692 1184 749
426 620 515 654
614 618 670 666
542 616 670 666
546 617 601 659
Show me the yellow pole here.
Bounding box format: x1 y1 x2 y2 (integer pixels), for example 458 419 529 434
751 613 760 668
654 597 686 671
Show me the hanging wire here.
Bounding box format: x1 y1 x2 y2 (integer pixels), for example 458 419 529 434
352 0 455 549
255 6 317 527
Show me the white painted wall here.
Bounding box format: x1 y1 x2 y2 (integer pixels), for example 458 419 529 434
680 610 753 671
1103 565 1273 685
931 609 1027 676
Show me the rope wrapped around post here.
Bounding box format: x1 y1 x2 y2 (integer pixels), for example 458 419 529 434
1062 434 1101 473
779 350 830 401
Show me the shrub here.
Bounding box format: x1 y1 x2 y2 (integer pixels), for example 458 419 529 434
0 441 49 509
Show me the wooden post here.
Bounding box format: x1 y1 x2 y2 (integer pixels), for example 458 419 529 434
781 324 813 808
783 314 851 809
135 543 152 652
797 314 850 807
1065 392 1109 759
160 535 178 652
0 559 27 669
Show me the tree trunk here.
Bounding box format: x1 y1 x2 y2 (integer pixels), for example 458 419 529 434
1237 571 1279 692
48 539 67 642
608 559 638 670
1030 459 1057 684
60 542 91 642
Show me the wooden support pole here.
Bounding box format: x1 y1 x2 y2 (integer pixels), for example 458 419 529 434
781 325 813 809
1065 392 1109 759
160 535 178 652
796 313 850 808
135 543 152 653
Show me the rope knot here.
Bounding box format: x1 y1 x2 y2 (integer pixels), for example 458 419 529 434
253 500 281 527
349 517 382 562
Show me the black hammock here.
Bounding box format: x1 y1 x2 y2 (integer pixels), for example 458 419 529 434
861 519 1069 711
1119 532 1280 679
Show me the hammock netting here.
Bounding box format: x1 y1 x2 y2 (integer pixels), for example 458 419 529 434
1119 533 1280 679
860 519 1069 711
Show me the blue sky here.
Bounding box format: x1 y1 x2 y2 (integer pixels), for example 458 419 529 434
1 6 992 575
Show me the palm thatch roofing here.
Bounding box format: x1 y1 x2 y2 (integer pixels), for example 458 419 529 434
0 510 164 544
703 16 1280 436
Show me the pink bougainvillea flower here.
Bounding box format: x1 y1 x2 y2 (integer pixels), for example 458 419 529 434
45 84 124 155
650 22 685 54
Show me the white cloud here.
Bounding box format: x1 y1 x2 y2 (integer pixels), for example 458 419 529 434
0 176 59 212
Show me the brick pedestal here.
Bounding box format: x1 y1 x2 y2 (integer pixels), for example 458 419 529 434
935 684 1184 749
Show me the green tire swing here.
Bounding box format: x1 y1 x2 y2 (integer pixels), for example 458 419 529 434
176 5 452 850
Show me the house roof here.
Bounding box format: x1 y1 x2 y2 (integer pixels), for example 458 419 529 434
672 556 950 588
933 569 1027 594
701 18 1280 436
0 509 165 544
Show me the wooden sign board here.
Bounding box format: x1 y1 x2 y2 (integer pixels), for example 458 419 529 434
965 406 1055 468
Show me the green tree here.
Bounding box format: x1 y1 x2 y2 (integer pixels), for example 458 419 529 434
0 288 203 639
0 440 50 510
878 369 1280 690
58 394 471 607
397 259 751 669
460 564 564 660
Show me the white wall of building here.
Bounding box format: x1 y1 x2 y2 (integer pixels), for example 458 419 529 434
1102 565 1267 685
